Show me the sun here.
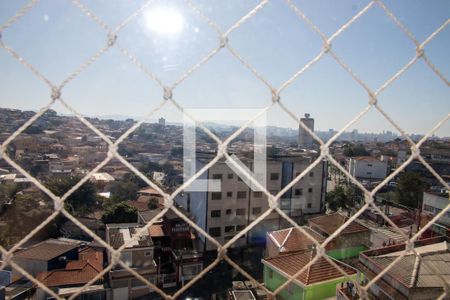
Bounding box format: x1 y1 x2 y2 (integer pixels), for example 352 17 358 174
144 7 184 35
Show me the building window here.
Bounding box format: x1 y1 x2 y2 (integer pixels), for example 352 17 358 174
144 251 152 257
209 227 221 237
307 203 312 208
270 173 279 180
424 204 434 212
237 176 243 182
252 207 262 215
211 210 221 218
227 191 233 198
308 188 312 193
227 173 233 179
236 225 246 231
253 191 263 198
236 208 246 216
270 190 278 195
212 174 223 180
226 209 232 215
211 192 222 200
225 226 235 233
294 188 303 196
237 191 247 199
309 172 314 177
367 164 373 167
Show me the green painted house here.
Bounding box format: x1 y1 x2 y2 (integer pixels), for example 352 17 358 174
262 250 359 300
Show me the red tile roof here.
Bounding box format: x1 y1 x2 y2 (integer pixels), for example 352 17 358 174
148 224 165 238
263 250 357 286
308 213 369 236
127 200 149 212
35 247 103 287
269 227 325 254
138 188 162 196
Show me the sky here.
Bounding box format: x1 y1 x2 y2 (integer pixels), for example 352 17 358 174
0 0 449 136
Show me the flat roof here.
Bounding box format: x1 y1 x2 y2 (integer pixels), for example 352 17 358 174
107 224 153 249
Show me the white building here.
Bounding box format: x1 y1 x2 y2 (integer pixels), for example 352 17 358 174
298 113 314 149
176 153 327 251
348 156 387 180
422 192 450 226
106 223 157 299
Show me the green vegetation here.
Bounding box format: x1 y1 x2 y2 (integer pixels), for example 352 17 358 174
102 202 137 224
326 186 358 211
109 173 146 203
46 176 98 216
0 192 56 249
0 182 20 206
343 144 370 157
394 172 427 208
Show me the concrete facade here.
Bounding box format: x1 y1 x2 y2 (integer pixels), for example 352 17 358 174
348 156 387 180
422 192 450 226
176 154 327 251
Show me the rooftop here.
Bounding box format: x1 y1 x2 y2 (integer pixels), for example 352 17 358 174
138 187 163 196
107 223 153 249
351 156 382 162
268 226 325 254
13 239 78 261
36 247 103 287
262 250 357 286
362 239 450 289
308 213 370 236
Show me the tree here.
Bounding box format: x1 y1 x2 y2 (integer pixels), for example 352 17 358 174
102 203 137 224
109 173 147 202
0 182 19 206
395 172 427 208
46 176 97 216
326 186 354 211
343 144 370 157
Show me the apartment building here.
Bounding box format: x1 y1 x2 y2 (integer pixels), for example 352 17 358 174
422 191 450 226
348 156 388 180
176 152 327 251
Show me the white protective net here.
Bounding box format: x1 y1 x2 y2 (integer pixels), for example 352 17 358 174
0 0 449 299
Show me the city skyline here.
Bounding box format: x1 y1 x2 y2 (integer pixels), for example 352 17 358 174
0 0 449 135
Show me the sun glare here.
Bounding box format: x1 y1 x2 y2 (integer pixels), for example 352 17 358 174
144 7 184 35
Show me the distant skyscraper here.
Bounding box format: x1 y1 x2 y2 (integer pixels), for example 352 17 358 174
158 117 166 126
298 113 314 149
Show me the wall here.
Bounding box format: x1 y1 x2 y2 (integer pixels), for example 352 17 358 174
422 192 450 226
350 158 387 180
304 276 358 300
326 245 368 260
264 265 359 300
335 231 371 250
264 266 304 300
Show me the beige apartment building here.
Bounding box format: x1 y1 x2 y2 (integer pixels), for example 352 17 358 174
176 152 327 251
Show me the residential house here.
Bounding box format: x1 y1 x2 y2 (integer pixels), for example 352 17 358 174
262 250 359 300
34 247 105 300
105 223 157 299
308 213 371 259
266 227 325 258
12 239 79 278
